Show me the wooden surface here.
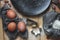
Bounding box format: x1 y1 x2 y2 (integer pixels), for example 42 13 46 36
0 1 4 40
0 0 53 40
0 18 4 40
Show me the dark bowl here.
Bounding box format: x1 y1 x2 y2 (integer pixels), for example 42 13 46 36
10 0 51 16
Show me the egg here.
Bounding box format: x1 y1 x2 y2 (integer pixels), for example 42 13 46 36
6 9 16 19
7 22 16 32
17 21 26 32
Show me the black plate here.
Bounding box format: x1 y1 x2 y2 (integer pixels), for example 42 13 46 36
10 0 51 16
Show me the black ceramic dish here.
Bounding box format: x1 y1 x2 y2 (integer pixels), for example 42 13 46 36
18 29 28 39
1 4 28 40
1 8 18 40
43 11 60 38
10 0 51 16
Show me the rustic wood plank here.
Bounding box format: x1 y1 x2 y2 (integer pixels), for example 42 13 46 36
0 18 4 40
1 0 54 40
0 1 4 40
